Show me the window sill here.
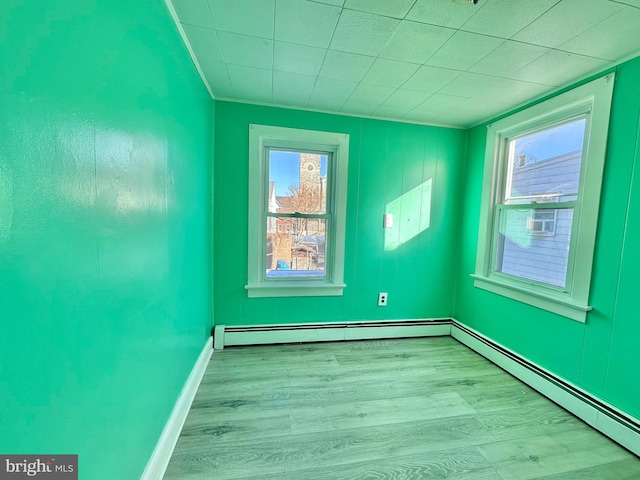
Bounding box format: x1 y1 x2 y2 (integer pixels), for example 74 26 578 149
245 282 346 298
471 274 591 323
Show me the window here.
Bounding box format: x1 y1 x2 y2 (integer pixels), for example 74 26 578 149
473 74 615 322
528 209 557 236
246 125 349 298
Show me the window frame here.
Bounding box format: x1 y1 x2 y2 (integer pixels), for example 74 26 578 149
246 124 349 298
472 74 615 323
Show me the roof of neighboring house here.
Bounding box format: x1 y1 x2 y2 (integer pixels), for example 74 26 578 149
276 195 293 212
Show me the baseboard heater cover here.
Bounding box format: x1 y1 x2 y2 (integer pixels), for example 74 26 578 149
215 319 452 348
451 320 640 457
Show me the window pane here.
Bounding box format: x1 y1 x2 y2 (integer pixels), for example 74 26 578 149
268 150 328 214
505 118 586 204
266 217 326 278
495 208 573 288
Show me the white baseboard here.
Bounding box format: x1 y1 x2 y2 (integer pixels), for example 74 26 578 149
215 319 452 348
141 337 213 480
451 320 640 457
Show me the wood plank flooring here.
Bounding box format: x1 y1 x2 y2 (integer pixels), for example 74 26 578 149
163 337 640 479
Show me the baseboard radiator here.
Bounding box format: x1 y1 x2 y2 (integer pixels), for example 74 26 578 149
213 319 452 348
212 318 640 458
451 321 640 458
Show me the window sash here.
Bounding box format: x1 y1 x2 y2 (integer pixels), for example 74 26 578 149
262 147 334 283
500 116 588 206
263 213 332 281
489 114 587 293
266 147 332 215
490 203 577 291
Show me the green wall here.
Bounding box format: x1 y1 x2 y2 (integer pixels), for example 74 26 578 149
3 0 638 474
214 102 466 326
0 1 212 478
454 56 640 419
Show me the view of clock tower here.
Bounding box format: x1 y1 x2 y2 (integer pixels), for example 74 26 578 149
299 153 321 187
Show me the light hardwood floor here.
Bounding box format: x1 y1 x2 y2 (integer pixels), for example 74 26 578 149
163 337 640 479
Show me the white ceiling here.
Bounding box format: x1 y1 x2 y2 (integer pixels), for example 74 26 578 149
168 0 640 128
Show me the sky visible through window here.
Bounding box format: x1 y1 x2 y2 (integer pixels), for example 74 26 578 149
514 118 586 161
270 150 328 196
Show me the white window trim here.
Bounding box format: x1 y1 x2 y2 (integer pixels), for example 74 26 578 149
472 74 615 323
246 124 349 298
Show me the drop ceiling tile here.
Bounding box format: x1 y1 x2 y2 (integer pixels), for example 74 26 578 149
560 6 640 61
330 9 401 56
227 65 272 103
348 83 395 104
406 0 479 29
275 0 341 48
432 111 486 129
344 0 415 19
373 104 414 118
379 21 455 64
273 71 316 105
274 42 326 76
402 65 461 93
512 0 624 48
362 59 419 88
438 72 500 98
208 0 275 39
311 77 358 105
171 0 214 28
509 50 612 86
306 96 348 111
403 94 467 123
402 109 439 125
468 40 549 77
409 93 466 116
170 0 638 127
434 98 512 127
425 31 504 71
341 101 378 115
200 62 235 98
182 25 224 64
473 78 551 106
383 89 432 108
314 0 345 6
460 0 558 39
319 50 375 82
218 32 274 69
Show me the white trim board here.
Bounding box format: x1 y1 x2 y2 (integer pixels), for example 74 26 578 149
451 321 640 457
214 319 452 348
141 337 213 480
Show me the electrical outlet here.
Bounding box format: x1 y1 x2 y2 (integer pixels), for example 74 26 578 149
378 292 388 306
